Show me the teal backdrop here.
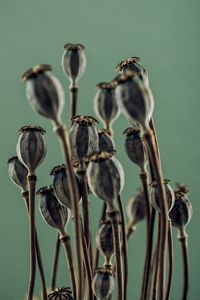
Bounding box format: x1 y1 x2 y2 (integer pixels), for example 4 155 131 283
0 1 199 299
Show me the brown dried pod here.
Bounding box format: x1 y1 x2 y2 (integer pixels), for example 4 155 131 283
92 267 115 300
94 82 120 130
50 164 81 210
62 43 86 83
37 186 70 235
123 127 147 169
169 184 192 229
16 126 46 174
87 151 124 209
22 65 64 123
69 115 99 164
127 189 147 226
98 129 116 153
96 219 114 264
114 71 154 129
7 156 28 192
48 287 74 300
150 179 175 213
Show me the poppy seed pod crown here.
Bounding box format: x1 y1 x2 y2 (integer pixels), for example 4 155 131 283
48 287 74 300
7 156 28 192
92 267 115 300
22 64 64 123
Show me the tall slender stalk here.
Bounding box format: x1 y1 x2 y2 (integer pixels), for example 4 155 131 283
165 220 174 300
70 81 78 119
51 233 61 291
178 227 189 300
152 215 161 300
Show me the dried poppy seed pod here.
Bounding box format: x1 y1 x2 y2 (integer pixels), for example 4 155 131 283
69 115 99 165
116 56 149 85
127 190 147 226
96 220 114 264
98 129 116 152
62 43 86 84
94 82 120 131
87 151 124 210
38 186 69 235
16 126 46 174
7 156 28 192
50 164 81 210
150 179 175 213
22 65 64 123
114 72 154 129
92 267 115 300
123 127 147 170
48 287 74 300
169 184 192 229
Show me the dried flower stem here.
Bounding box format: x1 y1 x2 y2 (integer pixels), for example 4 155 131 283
53 122 83 300
178 227 189 300
70 81 78 119
22 191 47 300
60 234 77 299
51 233 61 291
152 215 161 300
165 220 174 300
117 194 128 300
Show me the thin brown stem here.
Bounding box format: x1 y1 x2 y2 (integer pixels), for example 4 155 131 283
147 247 157 299
178 227 189 300
152 215 161 300
117 194 128 300
165 220 174 300
51 233 61 291
70 81 78 119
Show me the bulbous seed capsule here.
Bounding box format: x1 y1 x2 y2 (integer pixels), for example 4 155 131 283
123 127 147 169
48 287 74 300
96 219 114 264
116 56 149 85
62 43 86 83
94 82 120 131
87 151 124 209
98 129 116 152
127 189 147 226
150 179 175 213
69 115 99 164
22 64 64 123
169 184 192 229
50 164 81 210
7 155 28 192
92 267 115 300
37 186 69 235
114 71 154 129
16 126 46 174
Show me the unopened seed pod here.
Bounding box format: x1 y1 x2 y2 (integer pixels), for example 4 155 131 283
38 186 69 235
123 127 147 169
150 179 175 213
94 82 120 131
50 164 81 210
69 115 99 164
96 220 114 264
7 156 28 192
22 64 64 123
116 56 149 85
87 151 124 210
48 287 74 300
169 184 192 229
127 190 146 226
62 43 86 83
16 126 46 174
98 130 116 152
92 267 115 300
114 72 154 129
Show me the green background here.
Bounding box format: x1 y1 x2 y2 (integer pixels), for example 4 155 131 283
0 0 199 299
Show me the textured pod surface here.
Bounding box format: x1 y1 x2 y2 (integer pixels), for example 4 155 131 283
51 164 81 209
150 180 175 213
94 82 120 127
69 115 99 163
92 268 115 300
22 64 64 122
87 152 124 205
62 43 86 82
98 130 116 152
16 126 46 173
127 190 147 225
124 127 147 169
48 287 74 300
114 72 154 128
96 220 114 262
38 186 69 233
7 156 28 192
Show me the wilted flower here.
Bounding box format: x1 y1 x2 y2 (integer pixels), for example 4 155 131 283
22 64 64 123
48 287 74 300
127 189 147 226
96 219 114 264
92 267 115 300
98 129 116 152
7 155 28 192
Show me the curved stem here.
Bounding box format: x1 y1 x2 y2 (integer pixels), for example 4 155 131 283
165 220 174 300
117 194 128 300
70 81 78 119
178 228 189 300
51 233 61 291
